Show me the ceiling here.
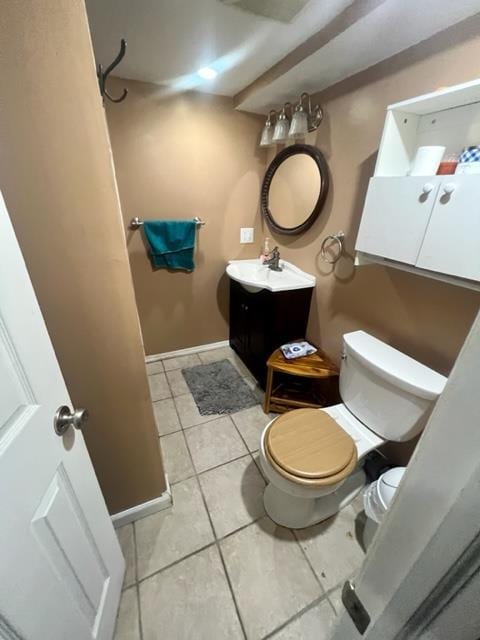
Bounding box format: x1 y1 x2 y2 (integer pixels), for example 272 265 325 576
86 0 354 96
86 0 480 114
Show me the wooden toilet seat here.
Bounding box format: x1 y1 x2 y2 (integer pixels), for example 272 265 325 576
265 408 358 487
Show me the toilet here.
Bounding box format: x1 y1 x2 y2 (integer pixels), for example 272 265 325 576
259 330 446 529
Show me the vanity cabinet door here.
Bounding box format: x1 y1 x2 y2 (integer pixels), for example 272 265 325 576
229 280 313 388
415 176 480 281
229 280 249 359
355 176 441 264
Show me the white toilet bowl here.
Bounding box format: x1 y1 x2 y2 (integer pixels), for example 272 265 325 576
259 404 382 528
259 331 446 529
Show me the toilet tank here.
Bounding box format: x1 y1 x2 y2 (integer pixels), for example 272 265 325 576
340 331 446 442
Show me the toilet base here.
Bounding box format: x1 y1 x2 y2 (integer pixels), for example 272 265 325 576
263 468 367 529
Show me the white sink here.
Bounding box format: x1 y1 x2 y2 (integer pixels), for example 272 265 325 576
226 259 316 293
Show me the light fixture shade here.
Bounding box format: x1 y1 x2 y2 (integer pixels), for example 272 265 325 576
272 117 289 143
260 122 274 147
289 107 308 138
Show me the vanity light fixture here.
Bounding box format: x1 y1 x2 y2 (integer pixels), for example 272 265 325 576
260 93 323 147
197 66 218 80
295 92 323 134
260 110 277 147
289 101 309 138
272 103 292 143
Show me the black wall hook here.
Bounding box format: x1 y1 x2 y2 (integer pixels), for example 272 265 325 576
97 39 128 103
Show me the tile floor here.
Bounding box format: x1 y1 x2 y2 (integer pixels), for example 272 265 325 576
114 345 366 640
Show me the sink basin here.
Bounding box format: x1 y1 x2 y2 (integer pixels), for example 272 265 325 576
226 259 316 293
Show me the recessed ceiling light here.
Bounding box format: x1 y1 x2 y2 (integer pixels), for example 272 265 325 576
197 67 218 80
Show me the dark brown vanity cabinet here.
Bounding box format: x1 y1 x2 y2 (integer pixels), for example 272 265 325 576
229 279 313 387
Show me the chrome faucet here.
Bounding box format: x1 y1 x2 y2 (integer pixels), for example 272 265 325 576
264 246 282 271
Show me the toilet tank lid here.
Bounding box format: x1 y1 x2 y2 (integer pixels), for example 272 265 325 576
343 331 447 400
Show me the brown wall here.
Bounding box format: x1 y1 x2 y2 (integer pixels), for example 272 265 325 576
263 20 480 379
0 0 166 513
105 80 265 355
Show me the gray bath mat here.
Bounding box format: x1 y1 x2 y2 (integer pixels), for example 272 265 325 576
182 359 258 415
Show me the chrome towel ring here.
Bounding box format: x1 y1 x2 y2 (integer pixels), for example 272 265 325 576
320 231 345 264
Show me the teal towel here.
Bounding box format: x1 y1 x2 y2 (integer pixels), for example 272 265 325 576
143 220 196 271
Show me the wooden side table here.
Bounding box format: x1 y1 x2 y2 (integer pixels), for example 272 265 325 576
264 345 339 414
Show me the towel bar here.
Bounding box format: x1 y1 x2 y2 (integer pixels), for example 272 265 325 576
129 216 205 230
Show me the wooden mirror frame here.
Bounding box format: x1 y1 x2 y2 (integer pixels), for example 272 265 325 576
261 143 329 235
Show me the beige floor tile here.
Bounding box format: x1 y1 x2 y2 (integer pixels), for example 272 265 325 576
146 360 164 375
139 546 243 640
163 353 201 371
351 491 366 515
160 432 194 483
135 477 214 579
328 587 343 615
198 346 234 364
165 369 190 397
148 372 171 401
231 405 273 452
271 599 336 640
252 451 268 481
174 393 223 428
242 376 265 403
117 524 136 589
199 455 265 538
295 505 365 590
220 518 321 639
153 398 181 436
114 587 140 640
185 416 248 473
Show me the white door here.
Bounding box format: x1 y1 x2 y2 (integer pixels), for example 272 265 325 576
355 176 441 264
416 175 480 281
0 192 124 640
330 310 480 639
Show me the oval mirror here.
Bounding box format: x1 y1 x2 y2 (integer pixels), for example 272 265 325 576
261 144 329 235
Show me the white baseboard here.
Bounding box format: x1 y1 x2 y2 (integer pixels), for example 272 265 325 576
111 478 172 528
145 339 229 363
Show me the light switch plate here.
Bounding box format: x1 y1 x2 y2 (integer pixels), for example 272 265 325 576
240 227 254 244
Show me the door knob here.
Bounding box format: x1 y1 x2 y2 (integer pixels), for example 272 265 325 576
422 183 434 194
54 405 89 436
443 182 456 195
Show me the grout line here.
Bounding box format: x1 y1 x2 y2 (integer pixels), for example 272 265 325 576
292 527 329 593
215 540 248 640
157 427 183 437
179 419 249 640
169 451 253 486
216 516 264 543
324 587 341 617
228 405 267 482
135 515 267 587
173 400 236 431
260 592 331 640
137 541 217 586
132 523 144 640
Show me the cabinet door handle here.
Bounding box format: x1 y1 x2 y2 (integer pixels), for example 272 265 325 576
443 182 456 195
422 183 435 194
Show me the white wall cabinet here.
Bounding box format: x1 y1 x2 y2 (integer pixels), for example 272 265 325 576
356 175 480 285
416 176 480 281
355 177 441 264
355 78 480 290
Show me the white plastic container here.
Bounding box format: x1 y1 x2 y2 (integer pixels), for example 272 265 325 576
410 146 445 176
364 467 406 524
